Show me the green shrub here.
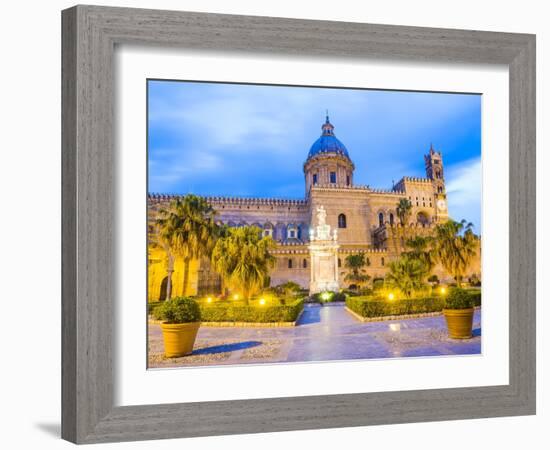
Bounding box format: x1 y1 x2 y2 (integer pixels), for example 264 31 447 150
427 275 439 283
148 301 164 315
311 291 331 302
467 290 482 307
445 288 475 309
310 291 346 303
346 296 445 318
342 289 360 297
372 278 385 291
346 289 481 318
152 297 201 323
200 298 304 323
359 287 373 296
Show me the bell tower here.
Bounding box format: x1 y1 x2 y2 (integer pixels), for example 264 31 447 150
424 144 448 221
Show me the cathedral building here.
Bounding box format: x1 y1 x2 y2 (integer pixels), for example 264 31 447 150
147 115 479 300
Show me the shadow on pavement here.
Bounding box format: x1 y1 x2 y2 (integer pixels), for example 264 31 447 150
193 341 262 355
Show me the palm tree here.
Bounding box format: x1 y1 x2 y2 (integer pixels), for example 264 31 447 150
433 219 479 287
211 226 276 304
156 195 218 296
385 256 429 298
343 254 371 289
403 235 435 275
396 198 413 226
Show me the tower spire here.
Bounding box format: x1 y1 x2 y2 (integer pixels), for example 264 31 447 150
322 111 334 135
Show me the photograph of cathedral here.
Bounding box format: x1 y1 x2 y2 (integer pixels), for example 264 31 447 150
147 80 482 368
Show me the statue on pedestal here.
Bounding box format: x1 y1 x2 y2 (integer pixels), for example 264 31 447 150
308 205 340 294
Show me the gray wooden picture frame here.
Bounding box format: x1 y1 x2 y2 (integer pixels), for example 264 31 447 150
61 5 536 444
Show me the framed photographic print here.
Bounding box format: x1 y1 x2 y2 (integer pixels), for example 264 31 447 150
62 5 536 444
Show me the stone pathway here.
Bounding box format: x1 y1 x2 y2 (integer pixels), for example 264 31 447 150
148 304 481 368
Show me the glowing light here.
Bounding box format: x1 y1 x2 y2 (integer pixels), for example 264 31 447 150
233 294 239 301
389 323 401 332
388 293 395 301
321 292 331 301
440 287 447 295
259 298 266 306
207 297 213 303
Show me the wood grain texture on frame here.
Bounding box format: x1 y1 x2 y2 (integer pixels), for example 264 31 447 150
61 5 536 444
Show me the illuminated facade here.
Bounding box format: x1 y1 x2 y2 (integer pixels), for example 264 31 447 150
148 115 479 300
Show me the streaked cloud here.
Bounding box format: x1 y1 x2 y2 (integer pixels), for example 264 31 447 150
148 80 481 224
445 158 482 231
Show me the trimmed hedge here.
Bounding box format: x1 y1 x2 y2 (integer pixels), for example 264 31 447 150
346 296 445 318
148 301 165 315
347 291 481 318
311 291 347 303
200 298 304 323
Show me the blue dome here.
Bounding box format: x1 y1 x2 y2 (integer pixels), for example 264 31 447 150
307 114 351 160
308 135 350 159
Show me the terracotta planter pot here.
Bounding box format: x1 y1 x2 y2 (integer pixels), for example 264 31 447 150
443 308 474 339
160 322 200 357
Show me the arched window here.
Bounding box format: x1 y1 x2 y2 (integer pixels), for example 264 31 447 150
288 258 293 269
338 258 342 268
159 276 171 301
366 257 371 266
417 212 430 227
287 224 297 239
338 213 347 228
303 259 307 269
389 213 394 225
263 224 273 238
378 212 384 227
313 173 318 185
438 186 443 193
381 257 385 266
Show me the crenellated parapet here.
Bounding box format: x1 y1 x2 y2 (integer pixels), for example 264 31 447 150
398 176 433 184
392 176 434 193
311 184 405 195
148 193 307 208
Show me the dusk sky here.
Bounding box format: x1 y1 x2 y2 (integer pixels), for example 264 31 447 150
148 80 482 231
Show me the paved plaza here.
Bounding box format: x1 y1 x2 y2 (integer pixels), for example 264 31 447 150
148 304 481 368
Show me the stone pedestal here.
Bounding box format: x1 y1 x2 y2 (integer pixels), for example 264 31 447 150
308 241 340 293
308 205 340 294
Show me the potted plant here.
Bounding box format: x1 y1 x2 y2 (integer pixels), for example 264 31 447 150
152 297 201 357
443 288 474 339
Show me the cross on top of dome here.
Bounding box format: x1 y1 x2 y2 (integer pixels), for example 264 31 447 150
321 110 335 136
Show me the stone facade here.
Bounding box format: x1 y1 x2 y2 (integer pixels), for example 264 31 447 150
147 116 480 300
